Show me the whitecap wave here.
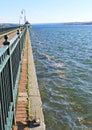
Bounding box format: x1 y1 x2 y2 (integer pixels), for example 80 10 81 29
53 62 64 68
43 54 54 61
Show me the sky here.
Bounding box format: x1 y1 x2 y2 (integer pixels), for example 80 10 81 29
0 0 92 24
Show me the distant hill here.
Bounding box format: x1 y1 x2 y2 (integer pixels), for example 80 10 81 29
1 21 92 28
0 23 19 28
62 21 92 25
32 21 92 28
0 22 31 28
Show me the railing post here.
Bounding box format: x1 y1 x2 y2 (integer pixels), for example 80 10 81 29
0 102 1 129
17 30 21 62
0 73 5 130
7 47 16 125
0 94 4 130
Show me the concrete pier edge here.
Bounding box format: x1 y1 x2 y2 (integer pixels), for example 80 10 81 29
27 28 46 130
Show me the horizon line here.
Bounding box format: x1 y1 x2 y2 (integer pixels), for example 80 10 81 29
1 21 92 25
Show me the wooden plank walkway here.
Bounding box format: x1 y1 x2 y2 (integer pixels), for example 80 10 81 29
13 29 29 130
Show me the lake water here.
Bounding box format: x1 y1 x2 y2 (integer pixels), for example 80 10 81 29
30 25 92 130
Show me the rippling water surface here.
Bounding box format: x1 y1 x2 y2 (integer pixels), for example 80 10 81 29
30 25 92 130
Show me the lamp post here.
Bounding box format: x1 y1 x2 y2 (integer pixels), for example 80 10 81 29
19 15 22 27
21 9 26 25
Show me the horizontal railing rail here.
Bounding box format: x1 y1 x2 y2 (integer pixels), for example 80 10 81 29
0 27 27 130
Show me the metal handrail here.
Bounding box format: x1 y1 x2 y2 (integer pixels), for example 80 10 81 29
0 27 27 130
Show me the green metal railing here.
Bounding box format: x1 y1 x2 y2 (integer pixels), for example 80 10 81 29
0 27 27 130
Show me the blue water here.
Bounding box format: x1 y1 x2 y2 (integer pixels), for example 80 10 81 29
30 25 92 130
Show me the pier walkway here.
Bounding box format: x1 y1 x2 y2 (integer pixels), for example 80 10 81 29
13 28 45 130
0 27 45 130
13 28 29 130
